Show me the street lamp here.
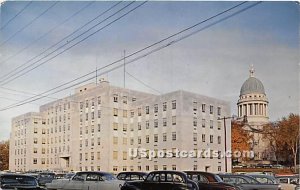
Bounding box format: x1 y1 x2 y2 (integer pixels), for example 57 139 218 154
218 115 247 173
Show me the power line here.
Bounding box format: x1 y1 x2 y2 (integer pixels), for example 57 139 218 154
0 1 59 47
0 1 95 67
0 1 33 30
0 2 261 111
0 1 122 81
125 71 162 94
0 86 59 101
0 1 255 111
0 1 128 85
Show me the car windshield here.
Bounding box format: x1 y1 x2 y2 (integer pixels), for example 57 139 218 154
1 176 37 186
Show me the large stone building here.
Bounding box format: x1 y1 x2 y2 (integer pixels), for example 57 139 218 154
237 66 271 163
9 79 231 173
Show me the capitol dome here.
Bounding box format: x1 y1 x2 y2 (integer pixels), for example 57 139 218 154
240 77 265 96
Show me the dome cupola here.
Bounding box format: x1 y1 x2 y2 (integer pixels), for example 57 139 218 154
240 65 265 96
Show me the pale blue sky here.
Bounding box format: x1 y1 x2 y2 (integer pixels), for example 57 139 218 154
0 1 299 140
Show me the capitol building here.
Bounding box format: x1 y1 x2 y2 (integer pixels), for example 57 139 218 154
237 66 272 163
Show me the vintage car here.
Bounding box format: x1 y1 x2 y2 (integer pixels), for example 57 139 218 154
185 171 239 190
120 170 199 190
0 173 45 190
117 172 148 181
218 174 281 190
45 171 123 190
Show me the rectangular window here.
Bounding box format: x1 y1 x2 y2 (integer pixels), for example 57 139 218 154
202 119 205 128
113 122 118 131
138 108 142 116
172 100 176 109
97 137 101 145
154 119 158 128
193 101 197 111
154 134 158 143
97 96 101 104
98 110 101 118
210 105 214 114
163 102 167 111
218 121 222 130
138 136 141 144
130 110 134 118
163 133 167 141
154 104 158 113
123 124 127 132
210 135 213 143
145 106 149 114
113 151 118 160
123 137 127 145
218 136 221 144
113 94 118 103
202 134 205 142
163 118 167 127
91 152 94 160
138 122 141 130
193 117 197 127
123 151 127 160
98 124 101 132
202 104 206 113
123 96 127 104
146 121 149 129
113 108 118 116
172 116 176 125
193 133 197 142
210 120 213 129
217 107 221 116
123 110 127 118
113 137 118 145
146 135 149 143
97 152 100 160
172 132 177 141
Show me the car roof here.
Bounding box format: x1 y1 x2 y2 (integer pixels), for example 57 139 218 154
148 170 187 175
76 171 113 176
0 173 37 178
117 172 148 175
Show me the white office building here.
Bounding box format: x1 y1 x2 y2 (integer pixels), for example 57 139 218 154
9 79 231 173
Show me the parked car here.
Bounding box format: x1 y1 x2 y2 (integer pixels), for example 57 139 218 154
46 171 124 190
37 172 56 186
246 174 279 184
218 174 281 190
276 175 299 190
0 173 45 189
185 171 239 190
121 170 199 190
117 172 148 181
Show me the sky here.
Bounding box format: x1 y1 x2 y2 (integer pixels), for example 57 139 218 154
0 1 299 141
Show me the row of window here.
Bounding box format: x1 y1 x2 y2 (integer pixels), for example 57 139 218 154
47 102 72 115
193 103 222 115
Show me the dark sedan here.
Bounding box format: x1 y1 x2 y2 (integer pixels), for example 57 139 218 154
0 173 45 190
185 171 238 190
121 170 199 190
